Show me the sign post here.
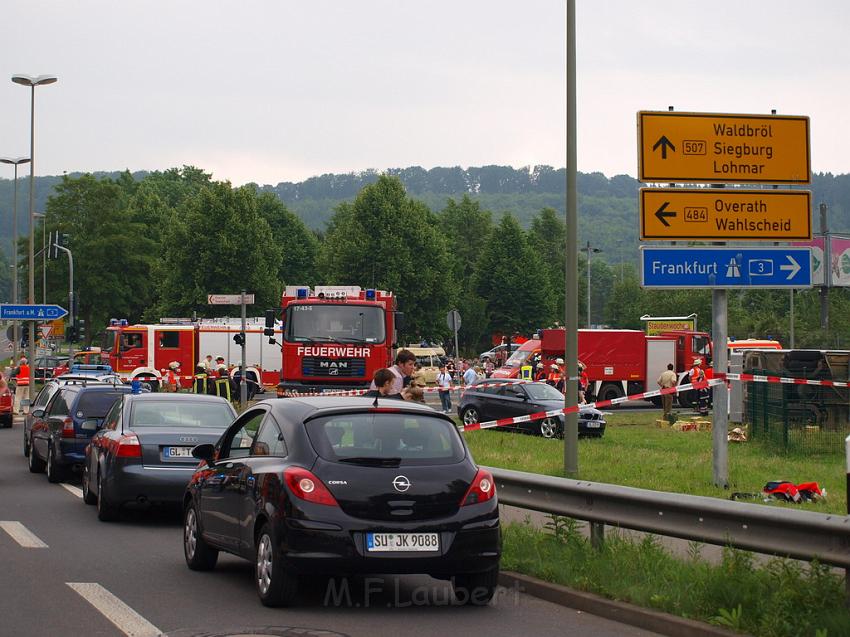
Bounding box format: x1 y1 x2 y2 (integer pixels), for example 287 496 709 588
446 310 461 368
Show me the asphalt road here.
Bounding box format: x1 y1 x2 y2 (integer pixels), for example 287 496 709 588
0 415 660 637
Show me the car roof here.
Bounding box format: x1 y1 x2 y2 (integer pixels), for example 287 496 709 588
260 395 448 421
121 393 229 403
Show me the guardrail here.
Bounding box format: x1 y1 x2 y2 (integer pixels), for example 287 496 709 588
488 466 850 568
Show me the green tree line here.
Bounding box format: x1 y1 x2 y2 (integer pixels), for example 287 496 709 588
3 168 850 353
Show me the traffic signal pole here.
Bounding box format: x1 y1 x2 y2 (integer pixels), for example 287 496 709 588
53 244 74 339
240 290 247 408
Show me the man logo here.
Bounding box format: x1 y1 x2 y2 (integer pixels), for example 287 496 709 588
392 475 411 493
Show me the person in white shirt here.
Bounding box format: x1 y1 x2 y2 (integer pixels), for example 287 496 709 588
436 364 453 413
462 361 477 386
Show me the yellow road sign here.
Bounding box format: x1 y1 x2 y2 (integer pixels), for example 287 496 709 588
638 111 810 184
640 188 811 241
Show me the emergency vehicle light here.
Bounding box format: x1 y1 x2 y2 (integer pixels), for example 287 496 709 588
297 287 309 299
365 288 376 300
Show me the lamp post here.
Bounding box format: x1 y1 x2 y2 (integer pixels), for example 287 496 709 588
12 73 58 402
585 241 602 328
0 156 30 361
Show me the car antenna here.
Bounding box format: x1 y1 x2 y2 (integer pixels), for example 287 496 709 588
372 394 379 408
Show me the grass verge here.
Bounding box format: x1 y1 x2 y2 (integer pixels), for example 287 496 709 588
503 517 848 637
463 411 845 514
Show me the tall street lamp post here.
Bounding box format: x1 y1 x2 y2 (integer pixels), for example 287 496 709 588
12 73 58 403
0 156 30 361
585 241 602 328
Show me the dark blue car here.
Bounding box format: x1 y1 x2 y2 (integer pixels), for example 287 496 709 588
28 383 137 483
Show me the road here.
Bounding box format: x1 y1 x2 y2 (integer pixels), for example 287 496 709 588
0 415 659 637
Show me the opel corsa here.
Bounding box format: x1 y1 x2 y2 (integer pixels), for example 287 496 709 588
182 396 500 607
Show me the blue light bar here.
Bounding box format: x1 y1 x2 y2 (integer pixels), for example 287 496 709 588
365 288 376 300
296 287 309 299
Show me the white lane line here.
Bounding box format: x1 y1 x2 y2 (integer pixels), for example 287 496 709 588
67 583 161 637
0 521 49 548
61 483 83 498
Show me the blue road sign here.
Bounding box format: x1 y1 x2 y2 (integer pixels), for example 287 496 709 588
0 304 68 321
641 247 812 289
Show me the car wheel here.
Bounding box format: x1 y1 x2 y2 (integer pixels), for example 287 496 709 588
46 443 64 483
82 462 97 505
28 436 46 473
256 523 298 607
461 407 480 426
184 503 218 570
96 471 120 522
452 568 499 606
538 417 560 439
597 383 625 405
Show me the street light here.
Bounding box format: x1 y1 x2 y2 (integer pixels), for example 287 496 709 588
0 156 30 361
12 73 58 402
586 241 602 328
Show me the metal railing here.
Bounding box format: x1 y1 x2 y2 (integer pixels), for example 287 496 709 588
489 466 850 568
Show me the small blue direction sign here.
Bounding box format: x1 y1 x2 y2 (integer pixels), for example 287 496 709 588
641 247 812 289
0 304 69 321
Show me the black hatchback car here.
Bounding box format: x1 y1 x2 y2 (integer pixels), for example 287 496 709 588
28 383 138 482
458 379 606 438
183 396 500 607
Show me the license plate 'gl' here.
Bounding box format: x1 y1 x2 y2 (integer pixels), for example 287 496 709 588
366 532 440 552
164 446 193 458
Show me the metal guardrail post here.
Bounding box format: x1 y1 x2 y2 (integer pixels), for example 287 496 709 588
590 521 604 550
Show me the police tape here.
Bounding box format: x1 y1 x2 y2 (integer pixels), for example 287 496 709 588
723 372 850 388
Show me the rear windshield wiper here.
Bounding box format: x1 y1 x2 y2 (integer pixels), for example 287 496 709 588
337 456 402 467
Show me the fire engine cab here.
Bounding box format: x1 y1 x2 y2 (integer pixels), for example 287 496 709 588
101 318 283 390
277 285 403 392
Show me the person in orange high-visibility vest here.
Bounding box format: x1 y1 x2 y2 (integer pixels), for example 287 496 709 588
546 359 565 393
13 356 31 414
689 359 707 412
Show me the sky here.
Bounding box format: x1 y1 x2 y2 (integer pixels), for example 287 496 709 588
0 1 848 186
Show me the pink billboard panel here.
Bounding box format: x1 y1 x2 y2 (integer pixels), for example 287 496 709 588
793 236 850 287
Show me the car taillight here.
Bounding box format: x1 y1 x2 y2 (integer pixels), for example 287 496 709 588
460 468 496 506
115 433 142 458
284 467 338 506
61 417 75 438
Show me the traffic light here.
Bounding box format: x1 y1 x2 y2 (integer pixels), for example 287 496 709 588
263 309 275 336
21 324 30 347
77 319 86 343
233 332 245 347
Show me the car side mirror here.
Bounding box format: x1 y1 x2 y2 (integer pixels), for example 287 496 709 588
192 443 216 464
81 419 100 432
31 408 45 419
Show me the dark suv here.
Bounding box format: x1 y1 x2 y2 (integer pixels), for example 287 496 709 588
27 383 137 482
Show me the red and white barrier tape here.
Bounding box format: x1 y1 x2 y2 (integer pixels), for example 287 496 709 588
461 379 721 432
723 372 849 388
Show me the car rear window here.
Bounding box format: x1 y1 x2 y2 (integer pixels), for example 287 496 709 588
305 412 465 466
130 401 234 428
75 392 127 419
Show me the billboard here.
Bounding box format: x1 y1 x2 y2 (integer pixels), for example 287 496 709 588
793 236 850 287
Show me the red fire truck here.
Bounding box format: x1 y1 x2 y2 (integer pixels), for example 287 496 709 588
100 318 283 390
491 328 714 406
277 285 402 392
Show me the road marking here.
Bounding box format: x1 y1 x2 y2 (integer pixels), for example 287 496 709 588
0 521 49 548
61 483 83 498
67 583 161 637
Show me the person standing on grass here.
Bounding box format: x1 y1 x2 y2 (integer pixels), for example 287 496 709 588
436 363 453 413
657 363 677 419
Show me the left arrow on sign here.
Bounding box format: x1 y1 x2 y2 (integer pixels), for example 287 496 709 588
654 201 677 227
780 256 801 280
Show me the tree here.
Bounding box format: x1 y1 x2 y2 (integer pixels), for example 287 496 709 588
530 207 566 320
45 174 158 340
317 176 454 341
156 182 283 318
255 191 319 288
474 214 555 336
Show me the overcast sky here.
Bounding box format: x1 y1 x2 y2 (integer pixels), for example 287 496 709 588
1 1 848 186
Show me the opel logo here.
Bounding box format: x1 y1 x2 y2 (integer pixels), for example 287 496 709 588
179 436 198 443
392 475 411 493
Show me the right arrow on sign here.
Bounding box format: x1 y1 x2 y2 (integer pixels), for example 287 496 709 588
654 201 677 227
780 256 801 280
652 135 675 159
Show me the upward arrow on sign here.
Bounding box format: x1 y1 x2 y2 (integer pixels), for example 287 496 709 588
652 135 675 159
